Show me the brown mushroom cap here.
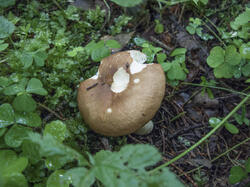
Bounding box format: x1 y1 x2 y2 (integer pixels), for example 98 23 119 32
77 50 165 136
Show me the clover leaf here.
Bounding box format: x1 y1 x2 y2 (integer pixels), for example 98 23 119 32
0 103 15 128
26 78 48 96
207 46 225 68
13 94 37 112
44 120 68 142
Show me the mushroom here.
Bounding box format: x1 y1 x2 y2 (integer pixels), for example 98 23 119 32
77 50 165 136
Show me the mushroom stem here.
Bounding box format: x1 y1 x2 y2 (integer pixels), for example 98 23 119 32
134 120 154 135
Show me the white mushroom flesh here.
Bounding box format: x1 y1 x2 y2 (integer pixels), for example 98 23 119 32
111 67 130 93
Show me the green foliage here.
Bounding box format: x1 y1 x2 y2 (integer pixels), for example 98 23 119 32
229 158 250 184
0 16 15 38
44 120 68 142
199 76 216 99
186 17 213 40
207 45 249 79
110 0 143 7
154 19 164 34
230 7 250 30
0 103 15 128
110 15 132 35
209 117 239 134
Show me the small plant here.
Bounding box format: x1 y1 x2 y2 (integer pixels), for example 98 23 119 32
110 0 143 7
110 15 132 35
199 76 217 99
228 158 250 184
186 17 213 41
209 117 239 134
154 19 164 34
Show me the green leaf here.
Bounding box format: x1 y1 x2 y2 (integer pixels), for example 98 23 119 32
229 166 247 184
0 77 9 87
0 149 28 176
133 37 148 47
110 0 143 7
214 63 234 78
167 61 186 80
0 128 7 137
225 123 239 134
65 167 95 187
170 48 187 57
0 0 16 7
225 45 241 66
0 43 8 51
161 62 171 72
4 124 32 148
239 43 250 59
157 53 167 63
26 78 48 96
2 173 28 187
13 94 37 112
15 112 41 127
105 40 121 49
3 84 26 95
44 120 67 142
33 51 48 67
0 16 15 38
91 46 110 62
186 25 196 34
47 170 70 187
245 158 250 173
0 103 15 128
242 62 250 77
230 8 250 30
207 46 225 68
209 117 221 128
20 52 33 69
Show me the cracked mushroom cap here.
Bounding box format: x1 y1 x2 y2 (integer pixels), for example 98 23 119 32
77 50 165 136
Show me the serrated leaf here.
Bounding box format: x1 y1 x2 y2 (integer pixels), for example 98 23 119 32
26 78 48 95
13 94 37 112
44 120 67 142
0 103 15 128
230 8 250 30
207 46 225 68
225 45 241 66
47 170 70 187
105 40 121 49
214 63 234 78
15 112 41 127
0 16 15 38
33 51 47 66
4 124 32 148
170 48 187 57
225 123 239 134
110 0 142 7
229 166 247 184
65 167 95 187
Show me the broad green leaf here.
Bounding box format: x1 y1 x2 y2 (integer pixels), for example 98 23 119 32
133 37 147 47
15 112 41 127
105 40 121 49
0 77 9 87
4 124 31 147
3 84 25 95
225 123 239 134
239 43 250 59
0 150 28 176
0 0 16 7
0 16 15 38
245 158 250 173
161 62 171 72
65 167 95 187
44 120 67 142
2 173 28 187
26 78 48 95
167 61 186 80
47 170 70 187
242 62 250 77
225 45 241 66
13 94 37 112
207 46 224 68
230 8 250 30
214 63 234 78
91 46 110 62
170 48 187 57
0 103 15 128
33 51 48 66
110 0 142 7
209 117 221 128
0 128 6 137
0 43 8 51
157 53 167 63
229 166 247 184
21 140 41 164
20 52 33 69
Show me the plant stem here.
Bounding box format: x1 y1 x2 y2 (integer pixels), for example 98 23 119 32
181 137 250 176
181 82 248 96
148 95 250 174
